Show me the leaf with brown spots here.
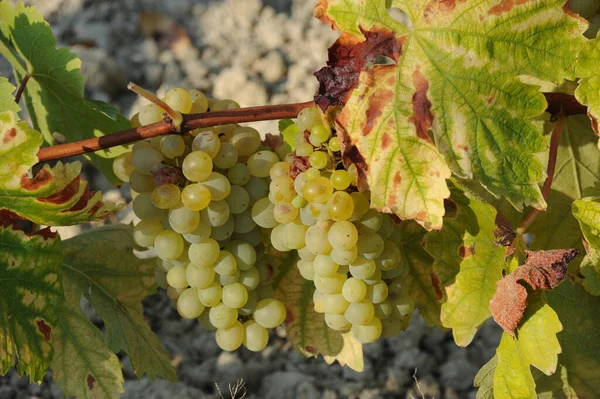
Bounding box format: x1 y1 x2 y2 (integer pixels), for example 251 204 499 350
316 0 588 226
0 225 62 382
489 249 579 335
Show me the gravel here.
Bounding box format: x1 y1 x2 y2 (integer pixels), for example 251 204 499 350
3 0 501 397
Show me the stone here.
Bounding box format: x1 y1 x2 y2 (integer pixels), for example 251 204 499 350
260 371 318 399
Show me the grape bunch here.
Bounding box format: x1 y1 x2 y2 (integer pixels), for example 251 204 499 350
113 88 287 352
265 106 416 343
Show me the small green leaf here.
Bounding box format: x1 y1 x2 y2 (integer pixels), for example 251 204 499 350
0 76 19 113
62 225 176 381
474 355 497 399
0 225 62 382
573 196 600 295
575 34 600 134
494 332 537 399
279 119 299 151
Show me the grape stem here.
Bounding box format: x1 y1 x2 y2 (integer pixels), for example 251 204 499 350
14 74 30 104
127 83 184 131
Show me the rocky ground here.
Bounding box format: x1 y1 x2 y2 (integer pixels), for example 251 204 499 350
1 0 502 397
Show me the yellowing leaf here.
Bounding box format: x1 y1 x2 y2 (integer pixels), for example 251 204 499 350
474 355 496 399
575 33 600 134
573 196 600 295
0 225 62 382
0 76 19 113
494 333 537 399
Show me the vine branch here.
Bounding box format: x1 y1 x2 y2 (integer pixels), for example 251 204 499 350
14 74 30 104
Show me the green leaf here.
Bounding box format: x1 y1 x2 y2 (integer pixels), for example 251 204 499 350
572 196 600 294
424 189 506 346
534 360 579 399
51 275 124 399
274 254 364 371
316 0 588 228
0 225 62 382
0 1 130 184
0 76 19 113
474 355 497 399
546 279 600 397
575 33 600 134
278 119 299 151
493 332 537 399
0 111 117 225
62 225 176 381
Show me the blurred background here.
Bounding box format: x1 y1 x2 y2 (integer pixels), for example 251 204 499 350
1 0 501 398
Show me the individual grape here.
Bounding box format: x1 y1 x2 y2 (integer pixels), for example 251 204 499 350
270 161 291 179
231 126 261 156
238 290 258 316
314 273 346 294
222 283 248 308
211 217 235 241
218 269 240 285
358 209 383 232
309 125 330 147
292 195 307 209
169 206 200 234
269 176 295 204
225 241 257 271
309 202 331 222
297 259 315 280
251 197 277 228
328 191 354 221
296 142 314 157
377 215 394 239
152 184 181 209
182 151 213 182
200 200 230 227
130 170 156 193
165 88 193 113
157 258 175 273
344 300 375 325
113 152 134 182
293 172 310 195
233 226 261 247
328 221 359 252
132 192 164 222
256 256 278 285
214 251 238 276
313 254 339 276
273 203 299 224
375 301 393 320
342 278 367 303
139 103 164 125
299 205 318 227
189 89 209 113
329 170 351 191
239 267 260 291
282 220 309 249
233 210 257 234
176 288 205 320
198 310 217 331
212 99 240 111
186 263 216 289
227 163 251 185
181 183 211 211
226 185 250 214
192 131 221 158
245 177 269 202
166 265 188 289
350 192 370 221
188 238 220 267
216 320 244 351
270 224 291 252
154 230 184 260
376 241 402 271
297 107 322 132
201 172 231 201
328 136 341 152
132 147 164 175
213 142 238 169
349 257 377 279
243 320 269 352
381 267 403 280
170 243 191 267
366 280 389 304
390 296 416 319
352 317 382 343
303 176 334 203
182 222 212 244
133 220 163 247
321 293 350 315
209 302 238 329
247 151 279 178
253 298 286 328
304 221 333 255
309 151 328 169
160 135 185 158
357 233 385 260
305 167 321 180
325 313 351 331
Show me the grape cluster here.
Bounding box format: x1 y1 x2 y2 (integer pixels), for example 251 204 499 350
265 106 415 343
113 88 287 352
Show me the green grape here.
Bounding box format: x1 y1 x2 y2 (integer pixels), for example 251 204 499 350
308 151 328 169
328 221 358 251
375 301 392 320
303 176 334 203
113 152 134 182
331 246 358 266
381 267 402 280
328 136 341 152
167 286 185 300
293 172 309 195
328 191 354 221
201 172 232 201
210 217 235 241
218 269 240 285
232 226 261 247
189 89 209 113
243 320 269 352
297 107 322 132
239 267 260 291
200 200 230 227
358 209 383 232
213 142 238 169
347 163 359 186
314 273 346 294
170 243 191 267
181 183 211 211
133 220 163 247
321 293 350 315
157 258 175 273
192 130 221 158
256 284 275 300
350 192 370 221
380 316 404 338
366 280 389 304
169 206 200 234
305 221 333 255
309 202 331 222
298 246 316 261
377 215 394 239
245 177 269 202
247 151 279 178
309 125 331 147
344 300 375 325
160 135 185 159
226 185 250 214
352 317 382 343
166 265 188 289
227 163 251 185
273 203 299 224
188 238 220 267
330 170 351 191
376 241 402 271
297 259 316 280
132 147 164 175
182 151 213 182
186 263 215 289
390 296 415 319
253 298 286 328
152 184 181 209
296 142 314 157
182 222 212 244
165 88 193 113
132 192 164 222
299 205 318 227
139 103 164 125
130 113 141 128
222 283 248 309
216 320 244 351
238 290 258 316
325 313 351 331
282 220 308 249
349 257 377 279
342 277 367 303
177 287 205 319
212 99 240 111
270 161 291 179
305 167 321 180
130 170 156 193
198 309 217 331
155 230 184 260
270 224 291 252
251 197 277 228
269 176 295 204
357 232 385 260
231 126 261 157
132 140 154 152
233 209 257 234
214 251 238 276
210 303 238 329
225 241 257 271
291 195 307 209
313 254 339 276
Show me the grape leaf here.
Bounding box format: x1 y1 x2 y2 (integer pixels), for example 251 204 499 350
51 274 124 399
534 361 579 399
0 2 130 184
474 354 496 399
574 32 600 135
278 119 299 151
0 111 116 225
274 255 364 371
572 196 600 295
61 225 176 380
493 332 536 399
0 225 62 382
489 249 578 334
315 0 588 229
0 76 19 113
423 189 506 346
546 279 600 397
